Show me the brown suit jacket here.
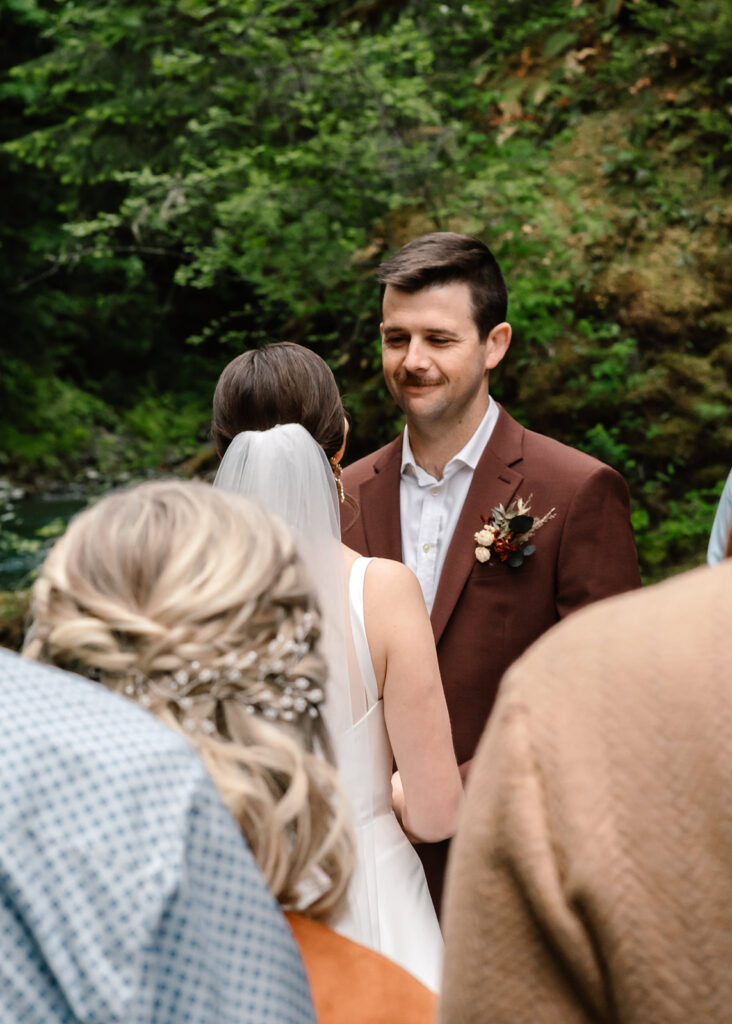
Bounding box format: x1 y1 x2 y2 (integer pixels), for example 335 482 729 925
342 404 641 911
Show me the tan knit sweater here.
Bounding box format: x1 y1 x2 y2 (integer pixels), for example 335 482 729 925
440 560 732 1024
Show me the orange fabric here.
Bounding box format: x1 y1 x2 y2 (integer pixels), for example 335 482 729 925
285 913 435 1024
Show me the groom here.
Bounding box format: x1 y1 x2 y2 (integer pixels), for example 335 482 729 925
342 232 641 914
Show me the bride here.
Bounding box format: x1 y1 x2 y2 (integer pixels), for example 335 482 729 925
211 342 462 992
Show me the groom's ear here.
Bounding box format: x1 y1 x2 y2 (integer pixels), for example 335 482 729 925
484 322 511 371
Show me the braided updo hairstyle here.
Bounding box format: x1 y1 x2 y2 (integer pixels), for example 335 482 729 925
23 479 353 920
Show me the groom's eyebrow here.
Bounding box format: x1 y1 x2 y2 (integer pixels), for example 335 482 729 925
382 325 461 339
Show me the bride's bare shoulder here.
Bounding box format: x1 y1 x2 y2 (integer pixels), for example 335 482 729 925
341 546 422 603
364 557 423 604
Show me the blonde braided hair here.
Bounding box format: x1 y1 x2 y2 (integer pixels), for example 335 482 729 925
23 479 353 919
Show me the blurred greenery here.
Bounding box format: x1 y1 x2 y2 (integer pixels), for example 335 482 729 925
1 0 731 584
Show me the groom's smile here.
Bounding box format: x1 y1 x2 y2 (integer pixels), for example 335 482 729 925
380 281 492 433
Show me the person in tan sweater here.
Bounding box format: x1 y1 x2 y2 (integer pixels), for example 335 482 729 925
440 558 732 1024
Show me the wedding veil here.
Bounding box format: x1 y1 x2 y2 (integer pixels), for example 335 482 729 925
213 424 379 944
213 423 341 571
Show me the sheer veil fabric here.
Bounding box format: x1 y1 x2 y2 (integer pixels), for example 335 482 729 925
213 424 380 946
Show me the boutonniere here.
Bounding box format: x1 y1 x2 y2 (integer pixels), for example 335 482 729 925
474 494 556 569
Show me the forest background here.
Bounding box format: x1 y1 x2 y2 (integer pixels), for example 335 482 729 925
1 0 731 637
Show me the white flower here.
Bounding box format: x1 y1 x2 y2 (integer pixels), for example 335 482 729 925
474 526 496 546
475 546 491 563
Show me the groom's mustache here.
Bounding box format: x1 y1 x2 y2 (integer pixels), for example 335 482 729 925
394 373 444 388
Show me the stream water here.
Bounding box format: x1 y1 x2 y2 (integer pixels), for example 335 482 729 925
0 492 87 591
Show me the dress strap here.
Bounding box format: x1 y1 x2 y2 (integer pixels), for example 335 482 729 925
347 557 380 709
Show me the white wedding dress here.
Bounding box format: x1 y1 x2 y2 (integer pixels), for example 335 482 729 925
332 556 444 993
214 424 443 991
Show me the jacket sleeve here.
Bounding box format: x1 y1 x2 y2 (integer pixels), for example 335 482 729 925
555 463 641 618
439 692 604 1024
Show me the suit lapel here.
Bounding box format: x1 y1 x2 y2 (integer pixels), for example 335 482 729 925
358 436 403 561
430 406 525 645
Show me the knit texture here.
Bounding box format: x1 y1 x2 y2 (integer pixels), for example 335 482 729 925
440 560 732 1024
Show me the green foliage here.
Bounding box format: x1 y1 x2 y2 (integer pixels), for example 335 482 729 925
5 1 450 326
1 0 731 582
633 486 721 581
0 365 114 474
120 392 212 469
634 0 732 78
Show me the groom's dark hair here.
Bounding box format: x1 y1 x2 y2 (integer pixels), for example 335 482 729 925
212 342 346 461
378 232 508 338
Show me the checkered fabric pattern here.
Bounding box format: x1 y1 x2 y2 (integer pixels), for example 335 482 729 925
0 649 316 1024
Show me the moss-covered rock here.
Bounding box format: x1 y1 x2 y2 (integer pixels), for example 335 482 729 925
0 590 30 653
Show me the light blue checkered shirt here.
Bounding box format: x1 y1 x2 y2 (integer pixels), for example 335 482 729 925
0 648 316 1024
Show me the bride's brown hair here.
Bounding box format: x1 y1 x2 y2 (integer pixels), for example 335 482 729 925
212 342 346 461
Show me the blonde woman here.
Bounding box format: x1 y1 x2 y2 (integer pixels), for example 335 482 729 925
23 481 435 1024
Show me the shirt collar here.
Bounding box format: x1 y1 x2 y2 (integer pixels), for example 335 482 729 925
401 398 498 480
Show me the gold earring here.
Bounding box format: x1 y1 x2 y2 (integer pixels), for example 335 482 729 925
330 457 345 503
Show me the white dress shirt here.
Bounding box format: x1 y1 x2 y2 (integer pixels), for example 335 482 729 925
400 399 499 613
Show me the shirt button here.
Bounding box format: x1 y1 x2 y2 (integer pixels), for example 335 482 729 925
430 487 440 496
422 543 431 553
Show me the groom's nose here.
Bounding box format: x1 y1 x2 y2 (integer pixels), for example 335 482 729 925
402 338 432 375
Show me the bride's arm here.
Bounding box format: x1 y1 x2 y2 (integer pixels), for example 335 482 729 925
363 559 463 843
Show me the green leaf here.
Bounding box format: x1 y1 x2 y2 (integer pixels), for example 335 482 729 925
542 30 578 58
